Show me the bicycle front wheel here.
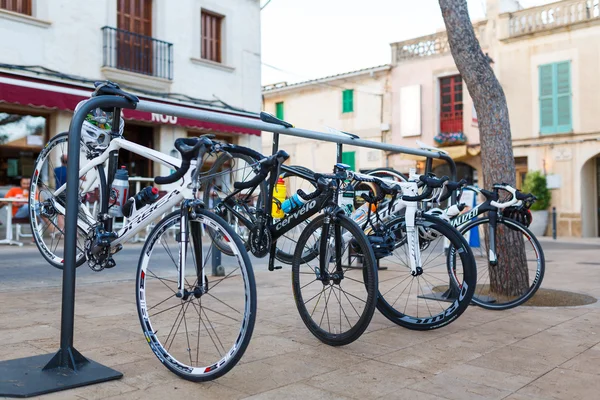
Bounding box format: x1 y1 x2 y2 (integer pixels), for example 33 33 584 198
136 209 256 381
376 213 476 330
459 217 545 310
292 213 378 346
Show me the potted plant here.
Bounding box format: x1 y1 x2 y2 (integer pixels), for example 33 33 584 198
522 171 551 236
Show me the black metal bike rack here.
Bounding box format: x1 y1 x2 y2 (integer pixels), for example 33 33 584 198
0 88 462 396
0 95 136 398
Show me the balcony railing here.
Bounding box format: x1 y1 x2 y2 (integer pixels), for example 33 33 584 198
102 26 173 80
507 0 600 38
392 21 488 64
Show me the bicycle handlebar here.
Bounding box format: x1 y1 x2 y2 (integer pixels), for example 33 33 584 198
437 179 468 203
490 183 519 209
154 137 213 185
232 150 289 190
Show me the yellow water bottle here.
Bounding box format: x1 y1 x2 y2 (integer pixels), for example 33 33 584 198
272 177 286 219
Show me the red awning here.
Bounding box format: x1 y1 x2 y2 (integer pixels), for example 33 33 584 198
0 73 260 136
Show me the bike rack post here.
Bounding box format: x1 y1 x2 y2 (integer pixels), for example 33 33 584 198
0 95 134 398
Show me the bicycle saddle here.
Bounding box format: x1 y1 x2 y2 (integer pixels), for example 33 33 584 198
260 111 293 128
93 81 139 104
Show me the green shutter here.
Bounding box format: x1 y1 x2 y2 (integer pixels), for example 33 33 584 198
342 89 354 113
539 61 572 134
275 102 284 120
341 151 355 171
539 64 554 134
555 61 572 133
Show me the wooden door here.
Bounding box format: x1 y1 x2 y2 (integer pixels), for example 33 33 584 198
117 0 153 75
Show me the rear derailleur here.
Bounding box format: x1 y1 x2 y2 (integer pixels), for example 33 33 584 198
85 225 119 271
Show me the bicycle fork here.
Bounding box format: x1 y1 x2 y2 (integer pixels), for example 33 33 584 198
404 202 423 276
176 203 207 300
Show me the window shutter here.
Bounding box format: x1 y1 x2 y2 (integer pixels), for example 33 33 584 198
342 90 354 113
400 85 421 137
341 151 355 171
539 64 554 134
275 102 284 120
555 61 572 133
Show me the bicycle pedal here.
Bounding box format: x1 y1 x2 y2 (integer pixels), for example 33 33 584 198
268 265 283 271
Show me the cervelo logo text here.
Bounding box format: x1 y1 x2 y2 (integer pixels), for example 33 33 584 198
151 113 178 124
275 199 318 231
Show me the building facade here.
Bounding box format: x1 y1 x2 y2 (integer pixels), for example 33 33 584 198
0 0 262 189
262 0 600 237
389 0 600 237
261 66 392 172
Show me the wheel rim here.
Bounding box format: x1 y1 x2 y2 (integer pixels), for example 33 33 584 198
30 135 101 267
462 218 543 308
377 217 472 327
137 213 253 378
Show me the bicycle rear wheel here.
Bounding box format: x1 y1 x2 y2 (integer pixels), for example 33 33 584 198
376 213 476 330
136 209 256 381
292 213 378 346
29 132 103 269
458 217 544 310
203 152 266 256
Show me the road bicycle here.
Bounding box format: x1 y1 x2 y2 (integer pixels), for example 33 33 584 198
29 83 256 381
205 148 379 346
428 183 544 310
342 171 477 330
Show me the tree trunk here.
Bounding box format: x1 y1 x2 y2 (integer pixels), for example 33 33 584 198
438 0 529 296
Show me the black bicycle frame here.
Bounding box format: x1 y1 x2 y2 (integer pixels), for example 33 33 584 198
220 184 331 243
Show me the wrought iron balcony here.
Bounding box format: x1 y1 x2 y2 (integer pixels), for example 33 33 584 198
507 0 600 38
102 26 173 80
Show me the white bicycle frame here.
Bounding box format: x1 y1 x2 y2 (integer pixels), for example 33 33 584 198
343 171 422 276
38 137 195 248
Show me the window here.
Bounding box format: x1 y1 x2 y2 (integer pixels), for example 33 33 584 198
117 0 153 75
275 102 284 120
342 89 354 113
342 151 355 171
440 75 463 133
0 0 32 15
539 61 572 134
201 10 223 63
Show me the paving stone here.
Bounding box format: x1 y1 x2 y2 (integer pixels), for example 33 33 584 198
243 383 353 400
408 374 512 400
518 368 600 399
305 359 429 399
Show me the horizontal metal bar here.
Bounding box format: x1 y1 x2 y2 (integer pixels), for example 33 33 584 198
135 100 443 159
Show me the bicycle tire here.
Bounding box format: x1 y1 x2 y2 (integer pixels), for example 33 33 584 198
29 132 103 269
292 213 378 346
366 168 408 182
376 213 476 330
136 209 256 381
458 216 545 310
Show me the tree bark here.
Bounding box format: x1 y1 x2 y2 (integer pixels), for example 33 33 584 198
439 0 529 296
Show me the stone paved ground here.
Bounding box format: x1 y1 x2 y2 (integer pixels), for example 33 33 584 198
1 238 600 399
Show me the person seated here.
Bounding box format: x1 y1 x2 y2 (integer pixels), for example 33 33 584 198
0 177 31 219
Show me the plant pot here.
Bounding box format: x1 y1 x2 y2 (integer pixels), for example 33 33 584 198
529 210 549 237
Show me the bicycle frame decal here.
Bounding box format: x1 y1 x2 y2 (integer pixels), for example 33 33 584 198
274 199 318 232
449 205 480 228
